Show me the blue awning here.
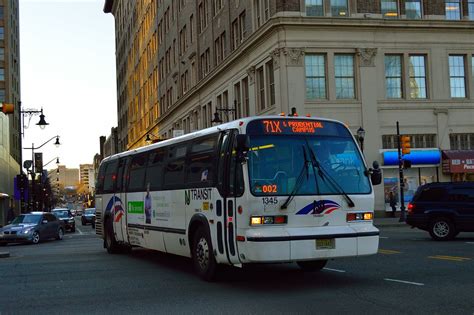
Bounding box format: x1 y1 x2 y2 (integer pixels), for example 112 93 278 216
383 149 441 166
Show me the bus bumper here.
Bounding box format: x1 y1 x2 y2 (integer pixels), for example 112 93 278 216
240 225 379 263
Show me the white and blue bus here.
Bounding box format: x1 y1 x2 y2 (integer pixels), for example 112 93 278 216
95 116 382 280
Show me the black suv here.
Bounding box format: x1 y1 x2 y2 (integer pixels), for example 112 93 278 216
406 182 474 241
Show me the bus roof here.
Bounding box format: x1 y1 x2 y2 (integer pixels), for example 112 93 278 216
100 115 348 164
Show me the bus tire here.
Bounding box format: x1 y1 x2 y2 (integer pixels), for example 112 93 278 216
192 226 217 281
105 218 120 254
297 260 327 272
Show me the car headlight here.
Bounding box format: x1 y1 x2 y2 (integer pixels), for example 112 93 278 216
68 218 75 223
22 228 34 234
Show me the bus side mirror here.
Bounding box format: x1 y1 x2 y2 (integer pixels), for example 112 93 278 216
370 161 382 186
236 134 249 163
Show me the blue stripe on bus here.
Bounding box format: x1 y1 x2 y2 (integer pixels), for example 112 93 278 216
127 223 186 235
246 231 379 242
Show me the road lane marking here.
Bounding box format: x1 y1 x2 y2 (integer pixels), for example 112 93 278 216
75 227 84 235
323 268 346 273
379 236 389 239
384 278 424 286
466 242 474 244
428 255 471 262
378 249 401 255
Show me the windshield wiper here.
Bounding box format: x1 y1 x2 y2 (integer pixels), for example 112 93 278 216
281 146 310 210
307 146 355 208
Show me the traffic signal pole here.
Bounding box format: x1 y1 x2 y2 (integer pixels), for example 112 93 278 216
396 121 406 222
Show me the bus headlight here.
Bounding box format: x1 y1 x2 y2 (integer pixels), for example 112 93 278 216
347 212 373 222
250 215 287 226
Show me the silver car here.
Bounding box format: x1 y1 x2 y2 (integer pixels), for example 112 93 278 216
0 212 64 246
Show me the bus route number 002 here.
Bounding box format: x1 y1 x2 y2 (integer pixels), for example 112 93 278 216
262 184 277 193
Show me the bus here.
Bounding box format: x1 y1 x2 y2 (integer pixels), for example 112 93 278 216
95 116 382 280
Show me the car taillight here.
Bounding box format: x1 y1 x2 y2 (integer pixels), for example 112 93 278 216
407 202 415 214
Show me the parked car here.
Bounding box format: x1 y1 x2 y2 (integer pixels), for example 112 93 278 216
406 182 474 241
81 208 96 227
51 208 76 232
0 212 64 245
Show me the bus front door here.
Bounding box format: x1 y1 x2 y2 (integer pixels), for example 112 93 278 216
216 131 241 265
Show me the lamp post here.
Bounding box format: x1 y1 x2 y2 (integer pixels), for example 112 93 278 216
211 100 237 124
145 133 167 145
356 127 366 153
23 136 61 211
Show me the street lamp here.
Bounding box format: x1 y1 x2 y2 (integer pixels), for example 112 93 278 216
145 133 167 145
19 103 49 137
43 157 60 168
356 127 366 153
211 100 237 124
23 136 61 211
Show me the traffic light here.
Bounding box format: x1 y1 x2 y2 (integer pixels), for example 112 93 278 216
34 153 43 173
401 136 411 155
1 103 14 114
403 159 412 169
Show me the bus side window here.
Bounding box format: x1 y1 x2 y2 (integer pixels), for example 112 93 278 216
127 153 148 192
163 144 187 189
96 163 106 195
186 134 218 187
103 160 119 194
146 148 166 191
228 133 244 197
116 158 130 193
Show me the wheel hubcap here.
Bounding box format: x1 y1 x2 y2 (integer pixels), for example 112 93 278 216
434 221 449 237
59 230 63 239
33 233 39 243
196 237 209 270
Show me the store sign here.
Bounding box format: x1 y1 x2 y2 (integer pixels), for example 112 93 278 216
442 150 474 174
383 150 441 166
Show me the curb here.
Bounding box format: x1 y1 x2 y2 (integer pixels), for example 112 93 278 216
0 251 10 258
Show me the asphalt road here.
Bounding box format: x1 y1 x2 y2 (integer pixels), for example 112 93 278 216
1 220 473 315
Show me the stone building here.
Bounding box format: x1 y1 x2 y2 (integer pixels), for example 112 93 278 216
104 0 474 211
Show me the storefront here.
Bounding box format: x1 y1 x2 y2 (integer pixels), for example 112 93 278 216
380 149 441 212
442 150 474 182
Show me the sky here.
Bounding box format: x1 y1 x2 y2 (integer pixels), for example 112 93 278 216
20 0 117 171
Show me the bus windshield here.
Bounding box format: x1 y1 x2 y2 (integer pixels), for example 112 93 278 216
247 122 371 196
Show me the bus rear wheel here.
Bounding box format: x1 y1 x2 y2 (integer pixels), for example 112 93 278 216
297 260 328 272
192 226 217 281
105 219 120 254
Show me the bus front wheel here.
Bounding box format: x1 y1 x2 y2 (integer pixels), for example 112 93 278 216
192 226 217 281
297 260 328 272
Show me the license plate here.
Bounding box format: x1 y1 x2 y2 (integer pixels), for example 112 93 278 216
316 239 335 250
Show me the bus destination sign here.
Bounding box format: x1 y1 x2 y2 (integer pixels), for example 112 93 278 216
262 119 324 134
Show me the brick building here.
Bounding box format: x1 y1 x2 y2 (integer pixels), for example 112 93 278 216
104 0 474 211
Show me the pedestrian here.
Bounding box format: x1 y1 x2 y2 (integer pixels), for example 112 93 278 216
7 205 15 223
389 191 397 218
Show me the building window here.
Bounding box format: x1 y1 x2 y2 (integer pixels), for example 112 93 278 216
385 55 403 99
256 66 265 111
450 133 474 149
382 134 436 149
266 61 275 106
306 0 324 16
405 0 422 19
239 11 247 41
0 68 4 81
190 15 194 44
334 54 355 99
331 0 348 17
231 18 239 50
409 55 427 99
0 89 5 102
381 0 398 18
445 0 461 20
0 27 4 40
305 54 327 99
254 0 269 27
0 48 4 61
449 55 466 98
469 0 474 20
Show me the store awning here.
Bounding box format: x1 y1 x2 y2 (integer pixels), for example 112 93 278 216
382 149 441 166
442 150 474 174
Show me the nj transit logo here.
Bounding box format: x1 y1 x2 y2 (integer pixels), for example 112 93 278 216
105 196 125 222
296 200 341 216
